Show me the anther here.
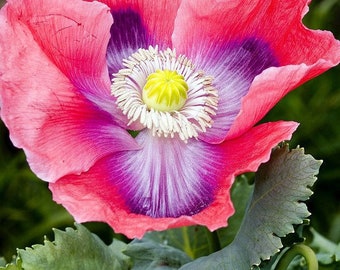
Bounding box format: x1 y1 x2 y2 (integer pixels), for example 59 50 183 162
111 46 218 142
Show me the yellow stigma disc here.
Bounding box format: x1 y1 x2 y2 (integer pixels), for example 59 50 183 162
142 69 188 112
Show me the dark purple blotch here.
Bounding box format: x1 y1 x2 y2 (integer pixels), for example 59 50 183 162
106 9 151 77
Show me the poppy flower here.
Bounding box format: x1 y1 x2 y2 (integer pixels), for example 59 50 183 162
0 0 339 238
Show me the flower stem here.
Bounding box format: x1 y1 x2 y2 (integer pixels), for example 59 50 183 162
205 229 221 254
275 244 318 270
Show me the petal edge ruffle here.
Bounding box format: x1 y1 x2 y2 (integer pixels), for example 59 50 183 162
49 121 298 238
0 2 139 182
226 59 340 139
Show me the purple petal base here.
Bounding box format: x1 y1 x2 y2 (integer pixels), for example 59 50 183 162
197 37 279 143
109 130 222 218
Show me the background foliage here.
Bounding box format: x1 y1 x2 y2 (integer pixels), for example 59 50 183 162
0 0 339 266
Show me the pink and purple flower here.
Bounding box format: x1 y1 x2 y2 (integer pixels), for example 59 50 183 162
0 0 339 238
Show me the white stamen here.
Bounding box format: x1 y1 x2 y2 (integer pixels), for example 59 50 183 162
111 46 218 142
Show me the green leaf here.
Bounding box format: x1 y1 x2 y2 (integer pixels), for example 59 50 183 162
217 175 255 247
125 239 192 269
18 223 130 270
0 257 22 270
144 226 215 259
309 228 340 265
180 145 321 269
0 263 21 270
336 244 340 262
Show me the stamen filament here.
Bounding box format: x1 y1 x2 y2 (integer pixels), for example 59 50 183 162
111 46 218 142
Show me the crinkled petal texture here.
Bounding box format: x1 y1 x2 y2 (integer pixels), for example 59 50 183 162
1 0 340 239
0 0 139 182
50 121 298 238
173 0 340 142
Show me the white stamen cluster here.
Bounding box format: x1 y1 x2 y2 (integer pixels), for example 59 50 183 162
111 46 218 141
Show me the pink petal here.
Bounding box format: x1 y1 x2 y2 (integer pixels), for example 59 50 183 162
98 0 181 47
227 60 340 139
0 3 139 182
3 0 133 127
11 0 111 90
173 0 340 140
173 0 339 63
49 121 298 239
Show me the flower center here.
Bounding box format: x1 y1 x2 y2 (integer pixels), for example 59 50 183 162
111 46 218 142
142 69 188 112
